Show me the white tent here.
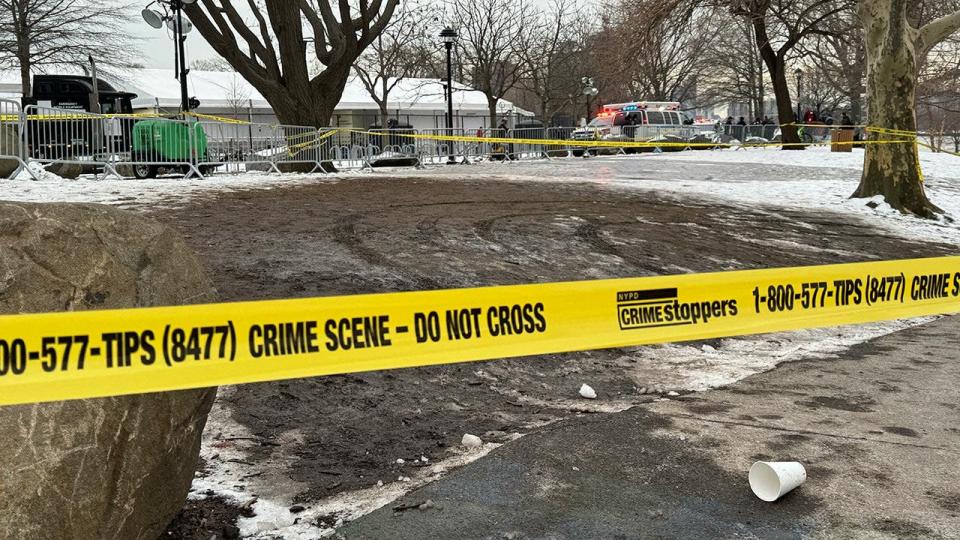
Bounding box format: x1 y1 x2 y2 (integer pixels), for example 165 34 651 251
126 69 532 129
0 68 534 130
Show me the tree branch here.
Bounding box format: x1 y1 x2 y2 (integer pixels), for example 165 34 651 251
918 10 960 56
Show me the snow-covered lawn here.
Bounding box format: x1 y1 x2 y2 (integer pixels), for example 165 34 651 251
5 145 956 245
375 145 960 246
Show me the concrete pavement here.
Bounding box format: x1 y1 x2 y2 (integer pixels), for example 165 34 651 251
340 316 960 539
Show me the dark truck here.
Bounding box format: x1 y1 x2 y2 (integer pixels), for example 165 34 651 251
25 75 137 160
24 75 209 178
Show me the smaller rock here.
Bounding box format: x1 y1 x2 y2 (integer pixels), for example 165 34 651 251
376 480 384 487
222 524 241 539
461 433 483 449
579 384 597 399
701 344 716 353
420 456 429 463
289 505 306 514
256 521 277 532
638 387 648 394
667 391 680 397
396 458 405 465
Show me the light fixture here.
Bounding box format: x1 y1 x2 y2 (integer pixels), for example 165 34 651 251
141 8 164 29
166 18 193 33
439 26 458 45
142 0 197 113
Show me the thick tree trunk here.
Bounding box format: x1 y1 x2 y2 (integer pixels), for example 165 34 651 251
851 0 939 217
268 63 351 128
271 94 337 128
380 107 389 131
755 67 765 119
751 19 801 149
848 92 863 123
18 58 30 98
768 60 802 149
182 1 397 130
488 97 499 131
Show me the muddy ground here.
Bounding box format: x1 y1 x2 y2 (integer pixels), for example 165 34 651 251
150 172 952 538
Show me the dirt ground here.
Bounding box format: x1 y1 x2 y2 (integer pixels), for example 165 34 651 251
150 174 953 537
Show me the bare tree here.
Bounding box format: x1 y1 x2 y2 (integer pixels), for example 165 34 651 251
699 14 769 120
616 0 717 103
518 0 591 124
799 68 847 119
801 9 866 122
0 0 137 97
916 1 960 150
450 0 532 128
353 0 437 129
192 56 234 72
213 72 252 120
183 0 398 128
726 0 856 149
852 0 960 217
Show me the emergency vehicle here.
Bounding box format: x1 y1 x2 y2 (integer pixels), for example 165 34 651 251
570 101 692 143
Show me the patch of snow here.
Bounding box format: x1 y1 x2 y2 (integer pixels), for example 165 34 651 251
2 169 345 209
195 397 501 539
619 317 937 392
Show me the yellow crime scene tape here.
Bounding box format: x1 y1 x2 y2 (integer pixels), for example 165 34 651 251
1 257 958 407
346 127 921 151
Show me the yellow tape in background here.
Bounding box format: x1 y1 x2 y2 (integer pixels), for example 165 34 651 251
0 257 958 406
346 127 923 151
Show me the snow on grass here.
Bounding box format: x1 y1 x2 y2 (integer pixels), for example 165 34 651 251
4 146 958 249
623 317 937 392
361 145 960 246
3 168 346 209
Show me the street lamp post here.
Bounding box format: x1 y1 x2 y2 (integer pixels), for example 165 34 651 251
581 77 598 125
795 68 803 123
440 27 458 164
142 0 197 114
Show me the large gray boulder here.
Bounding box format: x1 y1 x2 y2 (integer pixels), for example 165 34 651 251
0 202 217 539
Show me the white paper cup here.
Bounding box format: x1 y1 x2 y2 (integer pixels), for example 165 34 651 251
749 461 806 502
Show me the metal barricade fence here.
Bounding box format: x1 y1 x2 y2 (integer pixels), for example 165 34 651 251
24 105 114 176
508 128 549 160
198 120 279 174
0 99 32 179
9 109 848 181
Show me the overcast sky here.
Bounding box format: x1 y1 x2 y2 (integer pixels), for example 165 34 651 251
132 0 597 69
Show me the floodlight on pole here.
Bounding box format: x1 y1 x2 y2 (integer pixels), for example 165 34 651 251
142 0 196 114
581 77 598 122
141 8 163 28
